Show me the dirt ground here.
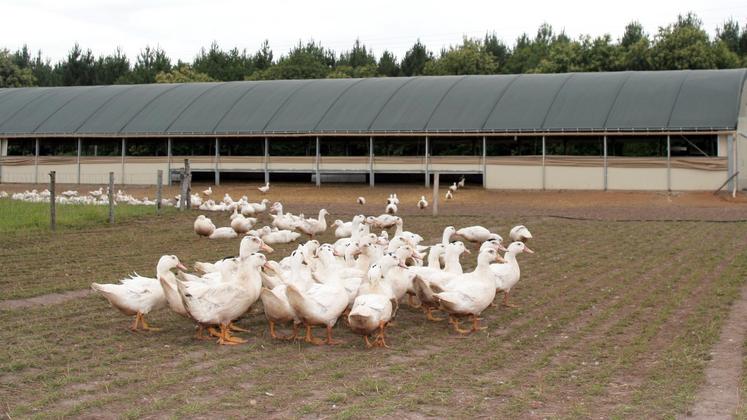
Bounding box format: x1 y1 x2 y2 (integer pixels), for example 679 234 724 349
1 182 747 418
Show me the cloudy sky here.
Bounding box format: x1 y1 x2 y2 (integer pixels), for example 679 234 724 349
2 0 746 63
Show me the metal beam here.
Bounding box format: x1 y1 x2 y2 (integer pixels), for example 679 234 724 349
541 135 546 191
34 138 39 184
167 137 172 186
369 136 374 187
425 136 430 187
667 135 671 192
264 137 269 184
77 138 81 184
482 136 487 188
315 136 320 187
214 137 220 185
121 138 126 185
603 135 607 191
727 133 734 192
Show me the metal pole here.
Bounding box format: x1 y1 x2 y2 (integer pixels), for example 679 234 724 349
121 138 125 186
167 137 172 186
76 138 81 184
667 135 671 192
541 136 546 191
482 136 487 188
369 136 374 187
185 158 191 208
432 172 439 216
34 138 39 184
425 136 430 187
214 137 220 186
108 172 114 224
603 135 608 191
727 134 734 192
315 136 320 187
264 137 269 184
156 170 163 215
49 171 56 231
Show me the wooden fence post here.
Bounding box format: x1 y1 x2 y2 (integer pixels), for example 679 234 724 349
49 171 56 231
108 172 114 224
156 170 163 215
432 173 439 216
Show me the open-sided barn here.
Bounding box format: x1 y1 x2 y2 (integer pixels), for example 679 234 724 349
0 69 745 190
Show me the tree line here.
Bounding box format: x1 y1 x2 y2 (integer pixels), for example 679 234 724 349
1 13 746 88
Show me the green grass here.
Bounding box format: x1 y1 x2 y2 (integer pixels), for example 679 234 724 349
0 198 174 232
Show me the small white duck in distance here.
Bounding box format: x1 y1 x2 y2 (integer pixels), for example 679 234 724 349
258 182 270 194
456 226 505 247
209 227 239 239
417 196 428 210
202 186 212 197
458 176 466 188
295 209 329 239
449 182 458 192
509 225 533 243
92 255 187 331
445 190 453 200
194 215 216 237
385 203 398 215
357 196 366 205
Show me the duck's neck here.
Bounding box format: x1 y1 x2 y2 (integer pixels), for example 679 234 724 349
427 249 442 269
442 229 452 246
395 222 403 237
444 253 462 273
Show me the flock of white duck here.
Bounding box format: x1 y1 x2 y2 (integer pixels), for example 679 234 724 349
91 187 535 348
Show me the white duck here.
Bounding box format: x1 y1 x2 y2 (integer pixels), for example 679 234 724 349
194 235 274 274
348 264 396 348
333 219 354 238
449 182 458 192
417 196 428 210
194 215 216 237
491 241 534 307
176 253 266 345
357 196 366 205
367 214 400 229
285 266 349 345
445 190 453 200
92 255 186 331
295 209 329 239
411 242 469 320
458 177 466 188
209 227 239 239
456 226 503 244
262 228 302 244
509 225 533 243
416 248 503 334
258 182 270 194
385 203 398 215
202 186 213 197
230 214 257 234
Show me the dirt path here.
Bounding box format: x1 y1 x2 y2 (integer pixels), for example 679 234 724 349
683 282 747 419
0 289 90 310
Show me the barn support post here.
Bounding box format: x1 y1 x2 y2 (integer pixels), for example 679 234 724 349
315 136 320 187
49 171 56 231
482 136 487 188
667 135 672 192
76 138 81 184
166 137 172 186
121 138 126 186
603 135 608 191
432 172 439 216
264 137 269 184
34 138 39 184
214 137 220 186
541 136 546 190
727 133 735 192
108 172 114 224
369 136 374 187
425 136 430 187
156 170 163 215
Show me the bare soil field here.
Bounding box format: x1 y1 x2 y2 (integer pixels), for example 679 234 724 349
1 182 747 418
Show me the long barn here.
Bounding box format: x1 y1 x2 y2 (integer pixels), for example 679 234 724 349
0 69 746 191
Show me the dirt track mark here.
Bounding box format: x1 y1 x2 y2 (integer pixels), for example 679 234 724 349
0 289 90 310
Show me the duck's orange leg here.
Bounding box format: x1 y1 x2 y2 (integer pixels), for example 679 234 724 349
425 307 443 321
407 294 421 309
129 313 141 331
373 321 390 348
501 291 519 308
194 325 212 340
139 313 161 331
229 322 250 333
452 318 472 335
325 325 344 345
304 324 324 345
471 314 487 332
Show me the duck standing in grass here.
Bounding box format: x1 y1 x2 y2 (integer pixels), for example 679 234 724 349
92 255 186 332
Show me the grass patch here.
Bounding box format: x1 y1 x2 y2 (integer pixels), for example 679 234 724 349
0 198 172 232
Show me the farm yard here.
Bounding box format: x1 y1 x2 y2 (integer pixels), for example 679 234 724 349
1 183 747 418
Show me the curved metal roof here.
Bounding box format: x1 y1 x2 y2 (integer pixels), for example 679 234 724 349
0 69 744 137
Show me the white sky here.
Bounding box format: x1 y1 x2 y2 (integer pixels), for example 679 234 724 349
2 0 746 64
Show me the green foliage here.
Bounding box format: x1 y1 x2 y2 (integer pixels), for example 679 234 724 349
3 12 747 86
0 49 36 87
155 64 215 83
401 40 432 76
423 38 497 75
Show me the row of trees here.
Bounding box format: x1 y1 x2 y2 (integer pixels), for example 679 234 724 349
1 13 746 88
